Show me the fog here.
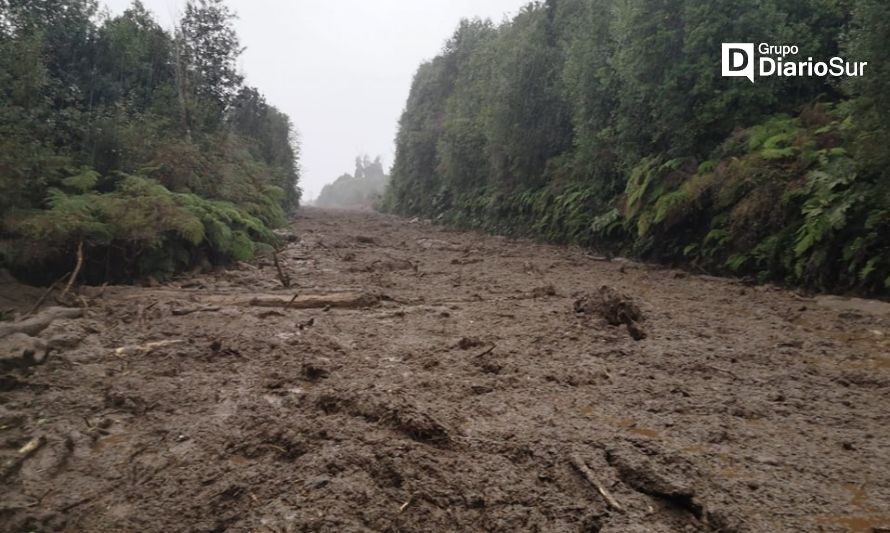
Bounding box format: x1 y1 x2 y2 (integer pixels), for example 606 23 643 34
102 0 530 201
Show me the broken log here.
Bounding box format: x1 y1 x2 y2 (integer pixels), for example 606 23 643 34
248 292 379 310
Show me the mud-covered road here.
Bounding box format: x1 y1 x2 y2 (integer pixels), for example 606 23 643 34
2 208 889 532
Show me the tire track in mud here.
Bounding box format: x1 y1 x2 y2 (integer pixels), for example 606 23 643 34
1 207 888 532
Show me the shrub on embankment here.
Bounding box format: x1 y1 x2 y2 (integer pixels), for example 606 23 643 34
0 0 301 284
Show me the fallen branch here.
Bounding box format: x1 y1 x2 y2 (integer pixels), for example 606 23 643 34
475 344 496 358
62 240 85 298
171 306 221 316
399 494 415 513
249 292 379 310
272 249 292 288
570 453 625 513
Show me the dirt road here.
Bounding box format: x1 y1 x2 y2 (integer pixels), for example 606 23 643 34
2 208 889 532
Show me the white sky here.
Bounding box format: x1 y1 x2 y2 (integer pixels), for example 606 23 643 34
101 0 530 201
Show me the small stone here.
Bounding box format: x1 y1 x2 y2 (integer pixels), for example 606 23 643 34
306 476 330 489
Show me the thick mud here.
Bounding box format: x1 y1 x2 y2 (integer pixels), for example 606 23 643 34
1 208 888 532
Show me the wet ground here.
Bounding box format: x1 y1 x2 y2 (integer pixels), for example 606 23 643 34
1 207 888 532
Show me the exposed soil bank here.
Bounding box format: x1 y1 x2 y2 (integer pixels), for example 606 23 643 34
1 208 888 532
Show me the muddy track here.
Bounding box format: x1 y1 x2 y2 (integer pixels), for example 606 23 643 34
1 207 888 532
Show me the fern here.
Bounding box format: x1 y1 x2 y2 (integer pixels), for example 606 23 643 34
725 253 750 272
591 208 621 237
62 167 100 193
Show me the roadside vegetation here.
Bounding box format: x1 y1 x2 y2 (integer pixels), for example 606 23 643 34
0 0 301 284
382 0 890 296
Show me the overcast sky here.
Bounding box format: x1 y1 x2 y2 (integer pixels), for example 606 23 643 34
102 0 530 200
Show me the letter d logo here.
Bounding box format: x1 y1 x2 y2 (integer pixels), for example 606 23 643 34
722 43 754 83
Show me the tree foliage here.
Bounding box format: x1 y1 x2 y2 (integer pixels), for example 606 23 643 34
383 0 890 295
0 0 301 283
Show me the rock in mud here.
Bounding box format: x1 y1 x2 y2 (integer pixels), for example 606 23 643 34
370 258 415 272
0 333 49 370
456 336 485 350
301 358 332 381
0 307 83 339
531 284 557 298
574 286 647 340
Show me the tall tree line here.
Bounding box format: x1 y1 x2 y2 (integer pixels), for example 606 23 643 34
316 155 389 208
383 0 890 295
0 0 301 283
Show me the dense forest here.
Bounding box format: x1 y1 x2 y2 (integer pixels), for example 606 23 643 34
383 0 890 296
315 155 389 208
0 0 301 284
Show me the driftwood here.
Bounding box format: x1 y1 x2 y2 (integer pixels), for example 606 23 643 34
248 292 379 310
0 307 83 340
570 453 626 513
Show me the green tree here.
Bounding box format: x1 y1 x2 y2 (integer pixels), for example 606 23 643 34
179 0 244 109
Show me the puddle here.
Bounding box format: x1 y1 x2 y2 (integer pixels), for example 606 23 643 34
816 514 890 532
